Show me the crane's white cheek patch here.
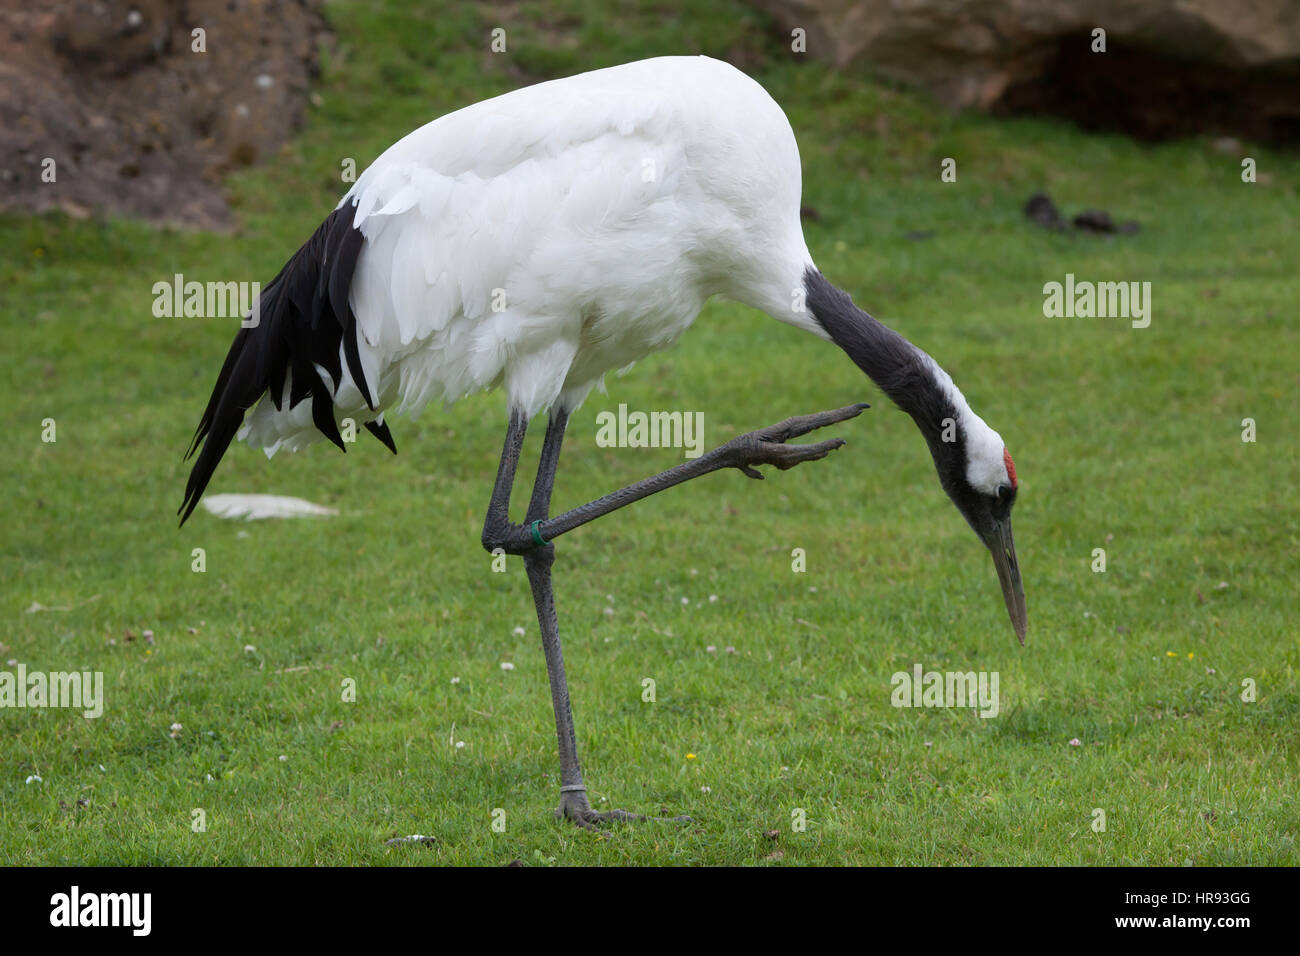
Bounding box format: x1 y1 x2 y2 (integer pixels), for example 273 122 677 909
201 494 338 521
962 423 1009 495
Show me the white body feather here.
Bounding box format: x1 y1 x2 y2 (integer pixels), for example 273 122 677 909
201 493 338 520
239 56 820 455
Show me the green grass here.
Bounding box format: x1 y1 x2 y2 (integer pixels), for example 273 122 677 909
1 0 1297 865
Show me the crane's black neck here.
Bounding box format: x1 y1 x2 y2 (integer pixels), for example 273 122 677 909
802 268 960 453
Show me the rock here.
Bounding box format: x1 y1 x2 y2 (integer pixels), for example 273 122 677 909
754 0 1300 143
1071 209 1114 233
1025 192 1140 235
1072 209 1140 234
1024 192 1065 230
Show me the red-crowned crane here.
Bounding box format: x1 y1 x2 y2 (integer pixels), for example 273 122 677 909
180 55 1025 832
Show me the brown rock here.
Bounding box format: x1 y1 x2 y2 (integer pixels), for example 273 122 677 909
756 0 1300 142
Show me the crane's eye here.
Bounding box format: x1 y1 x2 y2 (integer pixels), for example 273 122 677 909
997 484 1013 503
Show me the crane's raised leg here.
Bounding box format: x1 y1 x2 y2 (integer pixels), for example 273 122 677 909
481 401 867 834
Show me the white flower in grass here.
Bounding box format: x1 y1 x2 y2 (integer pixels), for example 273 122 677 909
25 775 42 785
450 676 461 685
500 661 515 671
512 626 525 638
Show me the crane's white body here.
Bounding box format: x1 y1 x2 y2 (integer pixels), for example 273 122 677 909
184 54 1027 676
241 56 820 454
237 55 1009 501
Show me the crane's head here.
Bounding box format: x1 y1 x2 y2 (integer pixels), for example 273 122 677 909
925 411 1026 644
801 268 1026 643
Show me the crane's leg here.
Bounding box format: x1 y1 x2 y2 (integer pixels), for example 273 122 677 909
481 401 868 833
531 403 869 547
484 409 685 833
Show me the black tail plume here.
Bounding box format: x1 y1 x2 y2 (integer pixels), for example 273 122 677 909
178 202 393 525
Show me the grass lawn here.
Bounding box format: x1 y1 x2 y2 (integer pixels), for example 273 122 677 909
1 0 1297 865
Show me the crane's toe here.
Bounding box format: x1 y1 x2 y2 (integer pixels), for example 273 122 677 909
555 789 691 836
761 402 870 442
759 436 847 470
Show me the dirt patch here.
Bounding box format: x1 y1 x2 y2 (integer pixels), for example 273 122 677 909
0 0 329 229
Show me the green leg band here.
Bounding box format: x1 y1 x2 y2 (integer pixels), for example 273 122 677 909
529 520 549 547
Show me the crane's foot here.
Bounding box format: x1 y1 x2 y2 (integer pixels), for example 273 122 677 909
556 787 691 837
723 402 869 479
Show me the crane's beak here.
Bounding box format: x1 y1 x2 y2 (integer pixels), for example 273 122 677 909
981 518 1027 644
